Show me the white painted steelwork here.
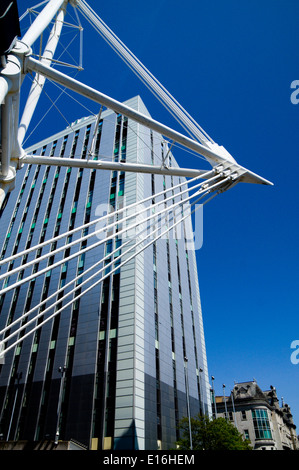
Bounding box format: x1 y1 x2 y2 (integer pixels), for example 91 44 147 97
0 1 273 359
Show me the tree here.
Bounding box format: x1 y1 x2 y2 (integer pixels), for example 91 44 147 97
176 414 252 450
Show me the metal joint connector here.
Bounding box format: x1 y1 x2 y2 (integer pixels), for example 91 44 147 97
222 169 232 178
214 164 224 174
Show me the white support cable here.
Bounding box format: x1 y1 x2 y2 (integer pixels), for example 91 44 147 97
0 167 216 268
0 174 230 329
0 189 167 338
50 26 82 69
24 74 192 169
1 171 222 286
0 175 203 337
32 71 101 123
0 186 205 341
0 172 227 295
0 183 198 341
21 68 93 148
0 169 206 277
0 187 219 356
77 0 214 145
0 1 272 359
30 55 82 69
0 175 227 340
78 4 207 143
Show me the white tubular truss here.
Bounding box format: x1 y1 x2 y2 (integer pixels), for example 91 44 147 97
18 2 67 146
0 1 273 360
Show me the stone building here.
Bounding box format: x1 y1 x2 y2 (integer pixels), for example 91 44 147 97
214 380 298 450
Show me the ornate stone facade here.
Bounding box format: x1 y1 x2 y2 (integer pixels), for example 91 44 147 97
215 381 298 450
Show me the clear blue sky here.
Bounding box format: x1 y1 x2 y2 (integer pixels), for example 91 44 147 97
19 0 299 429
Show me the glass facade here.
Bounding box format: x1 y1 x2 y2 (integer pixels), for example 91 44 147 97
252 409 272 440
0 96 211 450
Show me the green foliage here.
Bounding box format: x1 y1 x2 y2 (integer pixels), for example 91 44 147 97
176 414 252 450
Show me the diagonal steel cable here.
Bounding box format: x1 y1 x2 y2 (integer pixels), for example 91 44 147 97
0 186 220 356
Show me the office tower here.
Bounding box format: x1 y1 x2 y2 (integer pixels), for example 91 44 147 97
0 96 211 450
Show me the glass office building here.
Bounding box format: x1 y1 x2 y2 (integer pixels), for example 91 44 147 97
0 96 211 450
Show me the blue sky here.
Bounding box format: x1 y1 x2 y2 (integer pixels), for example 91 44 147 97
18 0 299 429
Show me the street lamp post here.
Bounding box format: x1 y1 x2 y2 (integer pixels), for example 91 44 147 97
6 371 22 441
55 365 66 445
223 384 228 420
231 388 238 429
184 357 193 450
211 376 217 419
199 367 204 416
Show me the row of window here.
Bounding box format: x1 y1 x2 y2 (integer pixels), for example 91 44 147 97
160 141 181 439
0 142 53 438
0 117 104 441
44 122 101 440
149 132 163 442
93 114 127 444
